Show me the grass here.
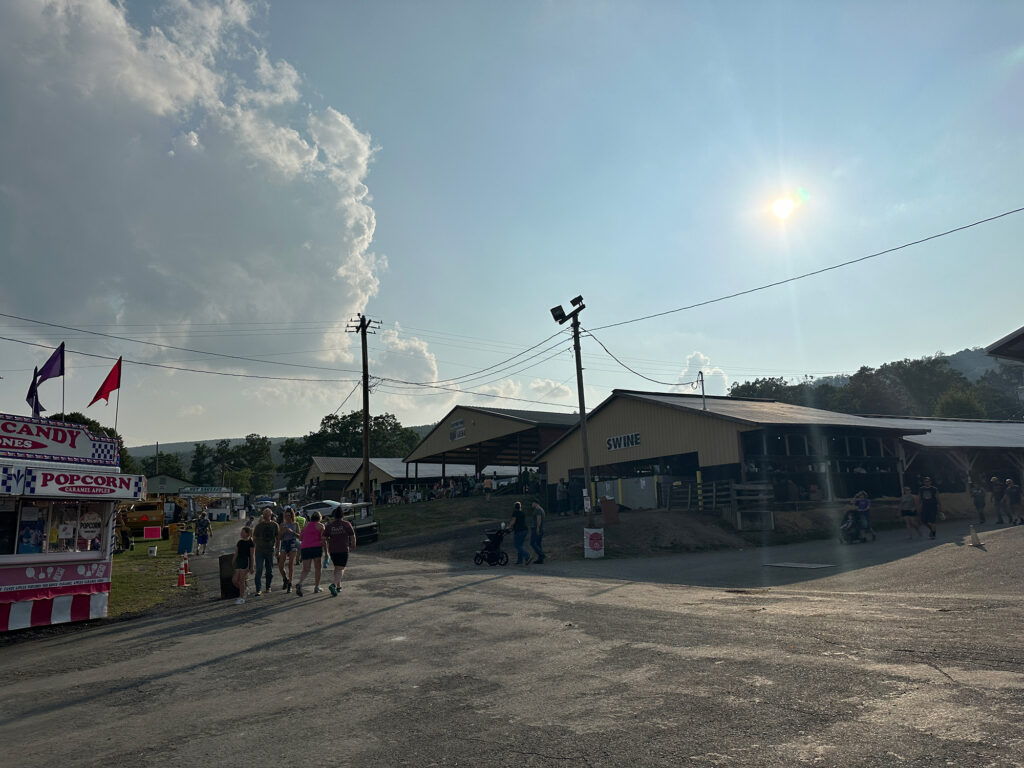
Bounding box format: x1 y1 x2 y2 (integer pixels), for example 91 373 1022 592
108 539 191 618
107 521 232 618
374 493 534 539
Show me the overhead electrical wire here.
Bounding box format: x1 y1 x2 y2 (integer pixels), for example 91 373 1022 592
0 311 363 376
582 328 697 387
4 205 1022 407
590 205 1024 332
0 336 359 384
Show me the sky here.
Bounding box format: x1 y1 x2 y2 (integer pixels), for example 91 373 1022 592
1 0 1023 448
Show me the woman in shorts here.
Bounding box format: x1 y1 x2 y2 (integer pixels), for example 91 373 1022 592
277 508 299 593
294 510 326 597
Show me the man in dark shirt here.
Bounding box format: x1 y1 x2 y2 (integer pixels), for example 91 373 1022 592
251 509 279 595
918 477 941 540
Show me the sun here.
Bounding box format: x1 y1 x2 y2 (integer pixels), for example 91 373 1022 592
771 197 796 220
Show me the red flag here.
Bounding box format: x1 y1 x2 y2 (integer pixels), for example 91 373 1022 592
88 357 122 407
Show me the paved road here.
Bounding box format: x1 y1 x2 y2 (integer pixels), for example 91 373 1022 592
2 523 1022 767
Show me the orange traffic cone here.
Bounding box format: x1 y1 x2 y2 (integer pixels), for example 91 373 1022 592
177 561 187 588
182 553 191 575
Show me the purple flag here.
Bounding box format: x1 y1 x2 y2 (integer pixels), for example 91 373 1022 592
36 342 65 384
26 367 45 418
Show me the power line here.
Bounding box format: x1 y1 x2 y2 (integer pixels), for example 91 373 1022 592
332 382 362 415
591 205 1024 332
582 328 697 387
0 312 363 375
0 336 359 384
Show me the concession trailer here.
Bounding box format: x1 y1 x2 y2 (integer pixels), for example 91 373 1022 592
0 412 146 632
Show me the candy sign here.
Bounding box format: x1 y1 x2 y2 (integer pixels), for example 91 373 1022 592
0 413 120 466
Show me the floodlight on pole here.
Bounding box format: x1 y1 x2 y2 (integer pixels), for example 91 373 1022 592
550 295 594 528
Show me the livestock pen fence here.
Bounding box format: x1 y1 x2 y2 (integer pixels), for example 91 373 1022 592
662 480 776 531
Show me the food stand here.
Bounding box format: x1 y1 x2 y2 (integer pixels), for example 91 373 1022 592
0 412 146 632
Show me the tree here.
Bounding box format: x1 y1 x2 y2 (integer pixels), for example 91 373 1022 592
51 412 139 474
223 467 252 494
934 387 986 419
276 411 422 489
189 443 216 485
728 377 792 401
139 451 188 479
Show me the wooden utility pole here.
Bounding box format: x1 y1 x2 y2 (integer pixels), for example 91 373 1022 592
347 314 379 506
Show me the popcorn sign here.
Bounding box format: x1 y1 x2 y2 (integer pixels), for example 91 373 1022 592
24 468 146 500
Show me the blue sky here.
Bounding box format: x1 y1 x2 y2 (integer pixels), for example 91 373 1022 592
1 0 1022 446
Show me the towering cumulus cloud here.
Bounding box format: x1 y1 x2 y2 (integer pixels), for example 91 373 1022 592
0 0 382 365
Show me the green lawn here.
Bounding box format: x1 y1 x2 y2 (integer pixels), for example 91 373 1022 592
108 539 189 618
373 493 535 539
107 521 231 618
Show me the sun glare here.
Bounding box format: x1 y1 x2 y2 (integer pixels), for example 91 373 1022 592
772 197 796 220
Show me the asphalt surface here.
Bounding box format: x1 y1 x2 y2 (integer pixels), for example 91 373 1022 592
2 520 1023 767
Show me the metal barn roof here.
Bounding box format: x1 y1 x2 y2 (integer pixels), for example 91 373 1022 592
862 416 1024 449
986 325 1024 364
618 391 927 433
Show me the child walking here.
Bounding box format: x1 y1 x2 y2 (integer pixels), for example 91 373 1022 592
233 526 254 605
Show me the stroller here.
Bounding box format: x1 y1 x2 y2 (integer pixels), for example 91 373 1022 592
474 526 510 566
839 508 865 544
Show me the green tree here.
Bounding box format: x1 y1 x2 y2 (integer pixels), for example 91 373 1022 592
728 377 792 401
934 387 986 419
189 443 216 485
223 467 252 494
277 411 422 489
51 412 139 473
139 451 188 479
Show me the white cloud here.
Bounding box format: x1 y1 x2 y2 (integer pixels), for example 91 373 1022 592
529 378 572 400
0 0 400 376
177 404 207 417
670 351 729 396
468 380 523 404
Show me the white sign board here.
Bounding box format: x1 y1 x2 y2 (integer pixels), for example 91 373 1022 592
0 413 120 467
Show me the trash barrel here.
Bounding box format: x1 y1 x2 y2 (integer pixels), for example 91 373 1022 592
177 530 194 554
219 553 239 599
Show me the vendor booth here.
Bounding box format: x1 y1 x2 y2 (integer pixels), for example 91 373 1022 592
0 413 146 632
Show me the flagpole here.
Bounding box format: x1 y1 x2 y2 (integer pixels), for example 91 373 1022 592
62 376 65 417
114 388 120 434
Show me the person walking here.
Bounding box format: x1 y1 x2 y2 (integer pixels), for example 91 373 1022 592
990 476 1007 524
918 476 941 540
508 501 531 565
251 508 279 596
853 491 876 541
324 508 356 597
529 499 546 564
1005 478 1022 525
483 475 494 502
294 510 326 596
277 508 299 592
232 526 254 605
899 485 921 538
194 511 211 555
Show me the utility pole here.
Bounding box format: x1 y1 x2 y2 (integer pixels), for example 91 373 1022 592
347 314 380 506
551 296 593 527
